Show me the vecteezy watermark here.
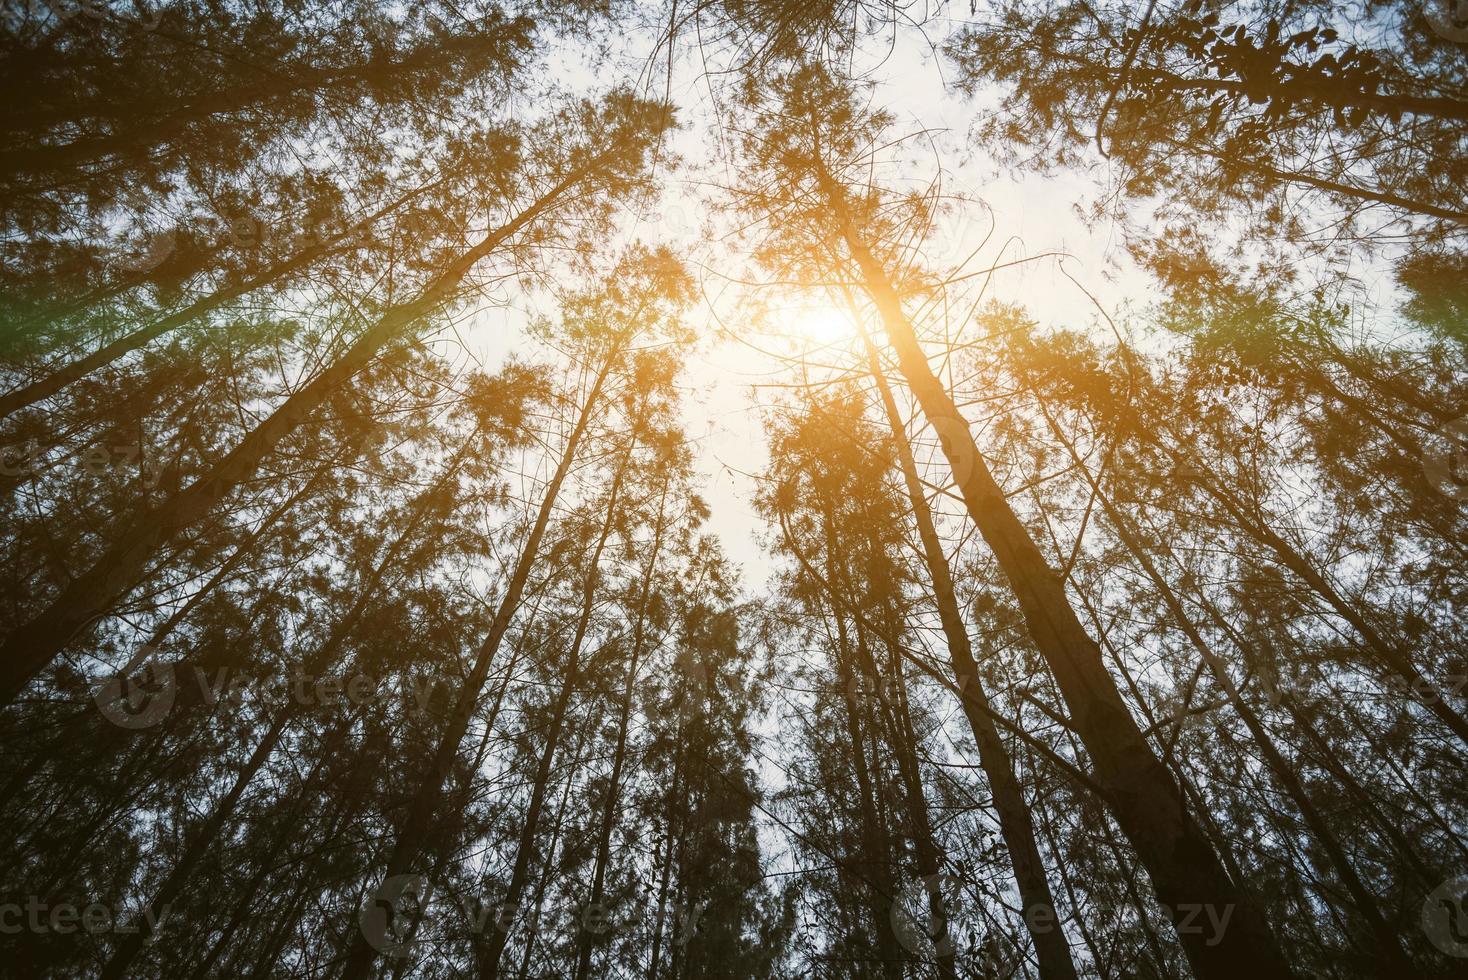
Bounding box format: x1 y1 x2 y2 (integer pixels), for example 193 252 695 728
928 414 977 491
0 897 171 936
1256 666 1315 706
1156 903 1233 946
1423 875 1468 957
2 0 164 31
648 204 700 241
890 871 961 959
359 875 434 958
1423 416 1468 500
358 879 706 960
1383 672 1468 707
93 646 176 730
0 439 163 487
1087 898 1234 949
1156 690 1216 736
112 229 176 276
846 670 899 707
1425 0 1468 42
1091 899 1233 947
93 657 458 729
647 648 710 722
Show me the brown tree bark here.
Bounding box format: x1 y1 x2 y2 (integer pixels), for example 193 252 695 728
96 448 468 979
862 331 1081 980
335 349 620 980
0 169 591 705
1040 398 1414 974
474 420 637 980
819 522 905 979
0 177 442 424
572 484 671 980
821 175 1295 978
1162 438 1468 748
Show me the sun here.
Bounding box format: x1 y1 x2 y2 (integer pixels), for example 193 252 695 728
787 303 854 344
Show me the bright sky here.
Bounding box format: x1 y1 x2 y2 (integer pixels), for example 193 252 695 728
457 8 1158 591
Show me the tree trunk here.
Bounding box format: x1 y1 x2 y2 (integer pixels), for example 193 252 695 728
95 450 462 978
820 529 904 979
475 427 636 980
572 485 671 980
334 355 618 980
864 331 1081 980
823 178 1294 979
1167 440 1468 748
1048 403 1414 973
0 171 589 705
0 178 442 424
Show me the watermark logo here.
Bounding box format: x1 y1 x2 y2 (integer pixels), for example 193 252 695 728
1155 690 1214 736
651 648 709 721
0 442 40 479
359 874 434 959
113 229 176 276
1157 903 1234 947
847 670 897 707
929 414 976 490
356 883 704 958
1383 672 1468 707
1 440 164 487
925 189 988 273
1423 416 1468 501
1424 875 1468 957
1425 0 1468 42
650 204 699 241
0 897 171 936
890 871 961 959
80 441 163 487
91 664 441 729
93 646 176 730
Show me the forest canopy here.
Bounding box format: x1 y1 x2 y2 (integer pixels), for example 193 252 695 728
1 0 1466 977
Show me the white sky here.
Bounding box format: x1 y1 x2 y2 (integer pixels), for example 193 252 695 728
457 7 1163 593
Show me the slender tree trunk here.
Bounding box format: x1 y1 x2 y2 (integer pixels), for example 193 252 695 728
13 464 331 797
335 356 618 980
0 171 588 705
475 429 636 980
1187 588 1445 887
0 178 442 424
865 622 959 980
820 536 904 979
101 706 359 978
247 868 317 979
513 719 592 978
95 454 460 979
4 266 163 353
863 330 1081 980
188 750 366 980
1167 439 1468 747
1074 584 1254 901
822 178 1294 979
1051 408 1413 973
572 485 671 980
645 756 681 979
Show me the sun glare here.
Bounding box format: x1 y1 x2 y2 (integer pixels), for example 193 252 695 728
788 304 854 344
